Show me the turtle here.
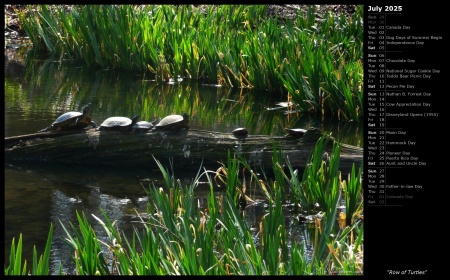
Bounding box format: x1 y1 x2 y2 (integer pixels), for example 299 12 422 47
285 128 308 138
232 127 248 137
154 112 189 130
39 103 96 132
98 115 140 131
132 120 155 132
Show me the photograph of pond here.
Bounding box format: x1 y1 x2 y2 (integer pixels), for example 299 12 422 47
5 4 364 275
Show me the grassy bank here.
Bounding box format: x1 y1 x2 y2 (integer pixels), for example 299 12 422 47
17 5 363 122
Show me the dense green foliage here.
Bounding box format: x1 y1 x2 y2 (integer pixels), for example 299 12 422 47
5 137 363 275
18 5 363 121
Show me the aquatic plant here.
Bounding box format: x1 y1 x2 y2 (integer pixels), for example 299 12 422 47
5 139 363 275
17 4 363 121
4 224 53 275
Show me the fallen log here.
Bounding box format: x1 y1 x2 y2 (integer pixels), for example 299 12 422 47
4 128 363 173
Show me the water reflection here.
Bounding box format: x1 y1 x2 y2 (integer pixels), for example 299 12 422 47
5 56 361 274
4 162 150 272
4 165 54 266
6 161 296 275
49 183 150 275
5 56 363 145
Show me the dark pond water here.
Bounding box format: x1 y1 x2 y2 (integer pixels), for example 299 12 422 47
4 54 363 274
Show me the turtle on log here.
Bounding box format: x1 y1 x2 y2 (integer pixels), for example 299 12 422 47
232 127 248 137
285 128 308 138
132 120 156 132
98 115 140 131
39 103 96 132
154 112 189 130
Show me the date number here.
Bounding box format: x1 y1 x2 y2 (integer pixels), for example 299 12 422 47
385 6 402 12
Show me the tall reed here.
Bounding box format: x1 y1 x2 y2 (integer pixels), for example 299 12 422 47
4 223 54 276
18 5 364 121
5 139 363 275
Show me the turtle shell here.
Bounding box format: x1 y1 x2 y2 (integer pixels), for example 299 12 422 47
232 127 248 137
99 115 139 131
155 112 189 130
132 121 154 131
286 128 307 137
53 111 83 126
39 103 95 132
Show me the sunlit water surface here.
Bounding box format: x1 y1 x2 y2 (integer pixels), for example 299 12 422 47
5 56 362 274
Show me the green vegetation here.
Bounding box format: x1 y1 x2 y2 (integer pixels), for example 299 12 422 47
6 5 364 274
17 5 363 121
4 137 364 275
4 224 53 276
5 57 363 145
